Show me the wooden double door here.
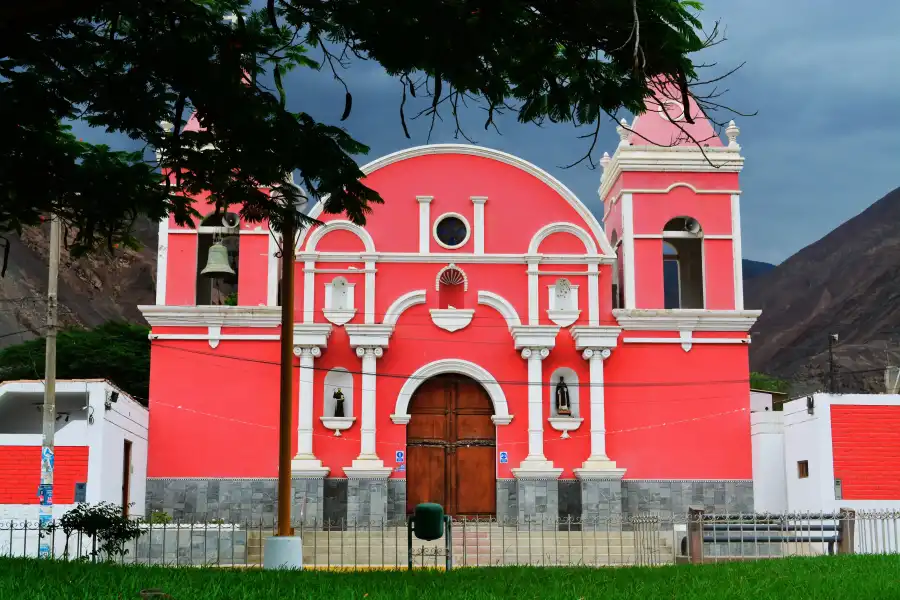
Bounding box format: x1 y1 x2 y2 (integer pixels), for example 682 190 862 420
406 374 496 517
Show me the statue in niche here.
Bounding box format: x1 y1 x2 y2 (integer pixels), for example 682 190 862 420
333 388 345 418
555 376 572 416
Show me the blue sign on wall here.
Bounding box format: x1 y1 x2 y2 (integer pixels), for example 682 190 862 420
499 451 509 464
395 450 405 464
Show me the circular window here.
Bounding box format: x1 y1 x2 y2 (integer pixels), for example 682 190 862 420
433 213 471 249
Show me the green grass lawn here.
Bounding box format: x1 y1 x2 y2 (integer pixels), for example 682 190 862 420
2 555 900 599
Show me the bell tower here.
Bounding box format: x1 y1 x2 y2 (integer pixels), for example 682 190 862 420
600 84 747 312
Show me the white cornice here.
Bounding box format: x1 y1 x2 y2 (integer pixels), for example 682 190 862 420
612 309 760 332
510 325 560 349
139 305 282 328
570 326 622 350
300 252 615 265
598 145 744 202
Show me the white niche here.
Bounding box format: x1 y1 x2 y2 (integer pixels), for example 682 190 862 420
547 366 583 438
547 278 581 327
323 276 357 326
321 367 355 436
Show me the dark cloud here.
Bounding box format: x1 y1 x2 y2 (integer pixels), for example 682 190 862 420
75 0 900 264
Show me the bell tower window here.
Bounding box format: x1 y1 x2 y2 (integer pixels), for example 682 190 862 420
196 212 240 306
662 217 704 309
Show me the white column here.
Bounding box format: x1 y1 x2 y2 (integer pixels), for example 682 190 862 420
266 232 279 306
303 260 315 323
291 345 329 476
512 347 562 479
356 346 382 458
363 256 376 324
574 347 625 479
527 260 539 325
471 196 487 254
156 217 168 305
731 194 745 310
621 193 636 310
587 262 599 326
416 196 432 253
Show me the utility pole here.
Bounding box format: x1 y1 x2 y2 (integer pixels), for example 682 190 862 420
828 333 839 394
39 214 61 558
277 204 295 537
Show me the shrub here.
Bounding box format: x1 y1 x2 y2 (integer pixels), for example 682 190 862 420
58 502 143 562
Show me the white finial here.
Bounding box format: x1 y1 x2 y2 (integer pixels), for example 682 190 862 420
160 121 174 133
600 152 611 170
726 120 741 149
616 119 631 147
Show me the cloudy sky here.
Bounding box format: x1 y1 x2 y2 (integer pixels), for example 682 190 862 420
74 0 900 265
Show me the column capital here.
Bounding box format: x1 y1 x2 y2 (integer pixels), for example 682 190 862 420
355 346 384 359
293 345 322 358
520 347 550 361
581 347 612 361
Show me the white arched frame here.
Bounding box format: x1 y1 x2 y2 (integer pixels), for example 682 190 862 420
528 222 598 256
476 291 522 328
304 220 376 253
382 290 427 326
296 144 615 257
391 359 512 425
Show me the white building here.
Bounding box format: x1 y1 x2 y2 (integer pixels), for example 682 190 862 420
0 379 148 520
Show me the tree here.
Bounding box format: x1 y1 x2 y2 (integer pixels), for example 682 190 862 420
0 321 150 401
750 371 788 394
2 0 734 253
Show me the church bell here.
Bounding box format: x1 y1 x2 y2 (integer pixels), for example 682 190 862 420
200 242 235 277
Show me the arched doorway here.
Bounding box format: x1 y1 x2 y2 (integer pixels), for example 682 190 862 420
406 374 496 517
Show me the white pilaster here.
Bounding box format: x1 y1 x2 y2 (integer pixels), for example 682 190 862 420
574 347 625 480
344 346 392 478
471 196 487 254
731 194 744 310
621 193 636 310
587 262 599 326
417 196 432 253
266 232 279 306
292 345 329 477
303 259 315 323
527 259 540 325
511 346 563 479
155 217 169 305
362 254 376 324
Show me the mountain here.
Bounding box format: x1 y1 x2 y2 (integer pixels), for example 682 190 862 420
745 187 900 389
0 220 157 349
742 259 776 281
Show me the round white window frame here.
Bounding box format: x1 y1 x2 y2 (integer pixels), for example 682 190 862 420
432 212 472 250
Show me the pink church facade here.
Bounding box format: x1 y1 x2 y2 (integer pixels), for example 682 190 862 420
141 98 759 525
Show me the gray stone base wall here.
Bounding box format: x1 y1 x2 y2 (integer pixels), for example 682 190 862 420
621 480 754 522
517 480 559 529
496 479 517 525
145 478 323 526
581 479 623 528
132 527 247 565
147 478 754 527
347 479 388 525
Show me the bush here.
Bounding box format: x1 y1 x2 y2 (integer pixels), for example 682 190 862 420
57 502 143 562
149 511 172 525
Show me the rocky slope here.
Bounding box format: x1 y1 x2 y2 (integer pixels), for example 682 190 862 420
0 219 157 347
745 187 900 389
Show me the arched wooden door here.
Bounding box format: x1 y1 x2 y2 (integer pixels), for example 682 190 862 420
406 374 496 517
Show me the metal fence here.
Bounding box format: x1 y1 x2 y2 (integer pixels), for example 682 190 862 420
0 509 896 569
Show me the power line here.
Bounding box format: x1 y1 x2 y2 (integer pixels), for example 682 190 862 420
152 341 755 390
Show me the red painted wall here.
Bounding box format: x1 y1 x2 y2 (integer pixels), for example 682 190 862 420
0 446 89 504
238 235 270 306
831 405 900 500
147 150 752 483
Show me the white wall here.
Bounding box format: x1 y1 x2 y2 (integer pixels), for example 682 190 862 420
782 397 827 512
0 380 149 521
751 408 787 513
99 388 149 517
